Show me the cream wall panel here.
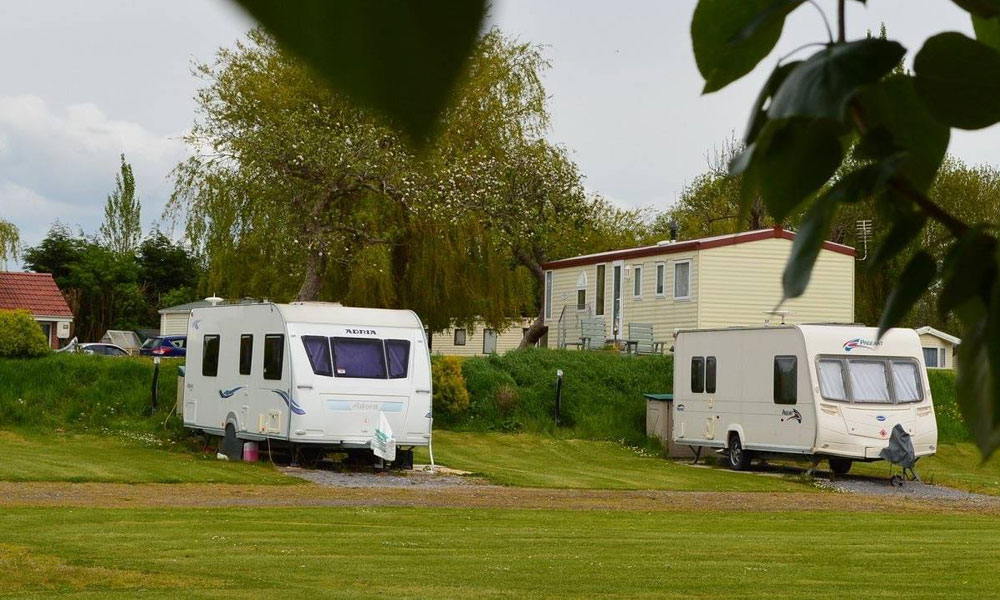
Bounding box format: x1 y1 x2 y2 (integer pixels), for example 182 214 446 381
697 238 854 328
918 333 955 369
160 313 190 336
431 319 533 356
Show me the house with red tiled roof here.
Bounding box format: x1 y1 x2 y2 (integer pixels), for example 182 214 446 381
0 272 74 349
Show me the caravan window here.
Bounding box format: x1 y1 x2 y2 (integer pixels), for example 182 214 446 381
817 359 847 401
386 339 410 379
891 361 922 403
332 337 387 379
239 334 253 375
691 357 705 393
263 334 284 380
847 360 890 403
202 335 220 377
773 356 797 405
705 356 717 393
302 335 333 377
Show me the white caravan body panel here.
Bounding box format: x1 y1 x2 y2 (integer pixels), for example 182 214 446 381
672 325 937 460
183 303 432 448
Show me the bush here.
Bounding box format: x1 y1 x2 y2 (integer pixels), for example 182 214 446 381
432 355 470 417
0 310 50 357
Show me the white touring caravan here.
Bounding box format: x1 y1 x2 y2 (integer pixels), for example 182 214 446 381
182 302 432 467
672 325 937 474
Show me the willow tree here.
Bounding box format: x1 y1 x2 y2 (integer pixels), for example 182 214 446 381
0 219 18 267
168 28 540 329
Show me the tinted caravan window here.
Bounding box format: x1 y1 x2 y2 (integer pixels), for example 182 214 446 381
691 356 705 393
263 334 284 380
332 337 387 379
773 356 797 405
302 335 332 377
202 335 220 377
706 356 717 394
239 334 253 375
386 339 411 379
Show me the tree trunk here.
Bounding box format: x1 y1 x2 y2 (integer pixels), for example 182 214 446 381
296 250 328 301
517 248 548 349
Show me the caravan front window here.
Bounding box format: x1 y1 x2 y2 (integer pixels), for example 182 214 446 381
891 361 922 403
386 340 410 378
848 360 890 403
302 336 333 377
817 359 847 401
332 337 387 379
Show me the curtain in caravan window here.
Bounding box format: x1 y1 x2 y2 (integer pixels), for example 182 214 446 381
332 337 387 378
922 347 939 367
817 360 847 400
848 361 890 403
302 336 332 376
891 361 921 402
386 340 410 378
674 262 690 298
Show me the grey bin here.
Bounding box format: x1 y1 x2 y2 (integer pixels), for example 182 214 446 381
644 393 695 458
177 365 186 414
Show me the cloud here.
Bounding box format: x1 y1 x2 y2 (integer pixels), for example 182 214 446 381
0 94 188 260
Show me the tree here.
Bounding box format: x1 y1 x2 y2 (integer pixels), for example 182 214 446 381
687 0 1000 456
0 219 19 267
99 154 142 256
137 232 200 312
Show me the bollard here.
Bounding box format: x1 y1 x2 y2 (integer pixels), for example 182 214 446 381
554 369 564 425
151 356 160 414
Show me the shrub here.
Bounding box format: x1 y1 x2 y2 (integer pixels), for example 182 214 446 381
432 355 470 416
495 383 519 415
0 310 50 357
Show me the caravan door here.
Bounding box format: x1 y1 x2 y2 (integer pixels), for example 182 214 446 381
612 260 624 340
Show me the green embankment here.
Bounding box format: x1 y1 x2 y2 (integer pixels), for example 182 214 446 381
1 506 998 599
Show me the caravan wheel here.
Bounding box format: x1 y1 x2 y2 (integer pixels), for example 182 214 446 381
727 434 751 471
222 424 243 461
829 458 853 475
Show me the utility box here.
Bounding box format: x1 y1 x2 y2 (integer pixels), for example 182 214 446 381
176 365 186 415
645 394 695 458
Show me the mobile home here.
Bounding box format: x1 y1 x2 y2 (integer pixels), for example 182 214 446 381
672 324 937 473
182 302 432 466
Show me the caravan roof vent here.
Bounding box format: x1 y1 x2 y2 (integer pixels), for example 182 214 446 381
656 240 674 246
205 296 224 307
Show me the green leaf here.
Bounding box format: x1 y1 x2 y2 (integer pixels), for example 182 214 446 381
767 39 906 121
955 302 1000 458
973 15 1000 51
914 32 1000 130
233 0 487 143
782 193 838 299
952 0 1000 17
938 228 997 315
855 75 950 192
741 119 844 221
691 0 799 93
744 61 801 145
877 251 937 337
869 207 926 267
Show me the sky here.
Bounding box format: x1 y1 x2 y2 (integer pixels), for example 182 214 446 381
0 1 994 268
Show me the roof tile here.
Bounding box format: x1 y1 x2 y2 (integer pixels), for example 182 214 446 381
0 272 74 318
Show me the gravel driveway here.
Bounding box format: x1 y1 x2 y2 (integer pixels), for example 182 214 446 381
815 475 993 502
280 464 480 488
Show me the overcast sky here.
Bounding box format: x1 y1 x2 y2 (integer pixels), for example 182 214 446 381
0 1 993 268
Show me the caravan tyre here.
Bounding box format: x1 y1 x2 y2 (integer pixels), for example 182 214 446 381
222 424 243 461
727 434 751 471
829 458 853 475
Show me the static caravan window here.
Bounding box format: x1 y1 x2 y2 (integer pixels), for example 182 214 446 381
633 266 643 297
302 335 333 377
595 265 606 315
847 360 890 403
263 334 284 380
239 334 253 375
773 356 797 405
691 356 705 393
386 340 410 379
454 329 467 346
817 359 847 401
656 263 665 296
674 260 691 300
544 271 553 319
922 347 941 368
577 289 586 309
202 335 220 377
332 337 387 379
706 356 717 394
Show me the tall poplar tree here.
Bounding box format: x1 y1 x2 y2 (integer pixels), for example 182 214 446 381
99 154 142 256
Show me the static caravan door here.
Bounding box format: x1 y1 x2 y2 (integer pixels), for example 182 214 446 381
612 260 624 340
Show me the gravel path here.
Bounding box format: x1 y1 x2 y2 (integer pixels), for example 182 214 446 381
281 464 479 488
815 475 993 502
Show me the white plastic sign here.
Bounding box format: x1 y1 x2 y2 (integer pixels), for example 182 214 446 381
373 411 396 462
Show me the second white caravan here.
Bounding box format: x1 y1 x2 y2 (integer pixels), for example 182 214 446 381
182 302 432 466
672 325 937 474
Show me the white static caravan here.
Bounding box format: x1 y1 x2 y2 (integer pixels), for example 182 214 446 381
182 302 432 465
672 325 937 474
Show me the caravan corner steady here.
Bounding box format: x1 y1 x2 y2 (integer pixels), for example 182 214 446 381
672 324 937 474
181 302 432 467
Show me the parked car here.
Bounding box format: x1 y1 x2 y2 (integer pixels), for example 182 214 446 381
139 335 187 357
78 343 129 356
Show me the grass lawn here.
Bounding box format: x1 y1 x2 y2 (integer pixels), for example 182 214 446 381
851 443 1000 495
0 430 295 485
0 506 997 598
421 430 809 491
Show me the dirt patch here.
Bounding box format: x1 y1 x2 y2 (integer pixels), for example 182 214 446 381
1 481 997 514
